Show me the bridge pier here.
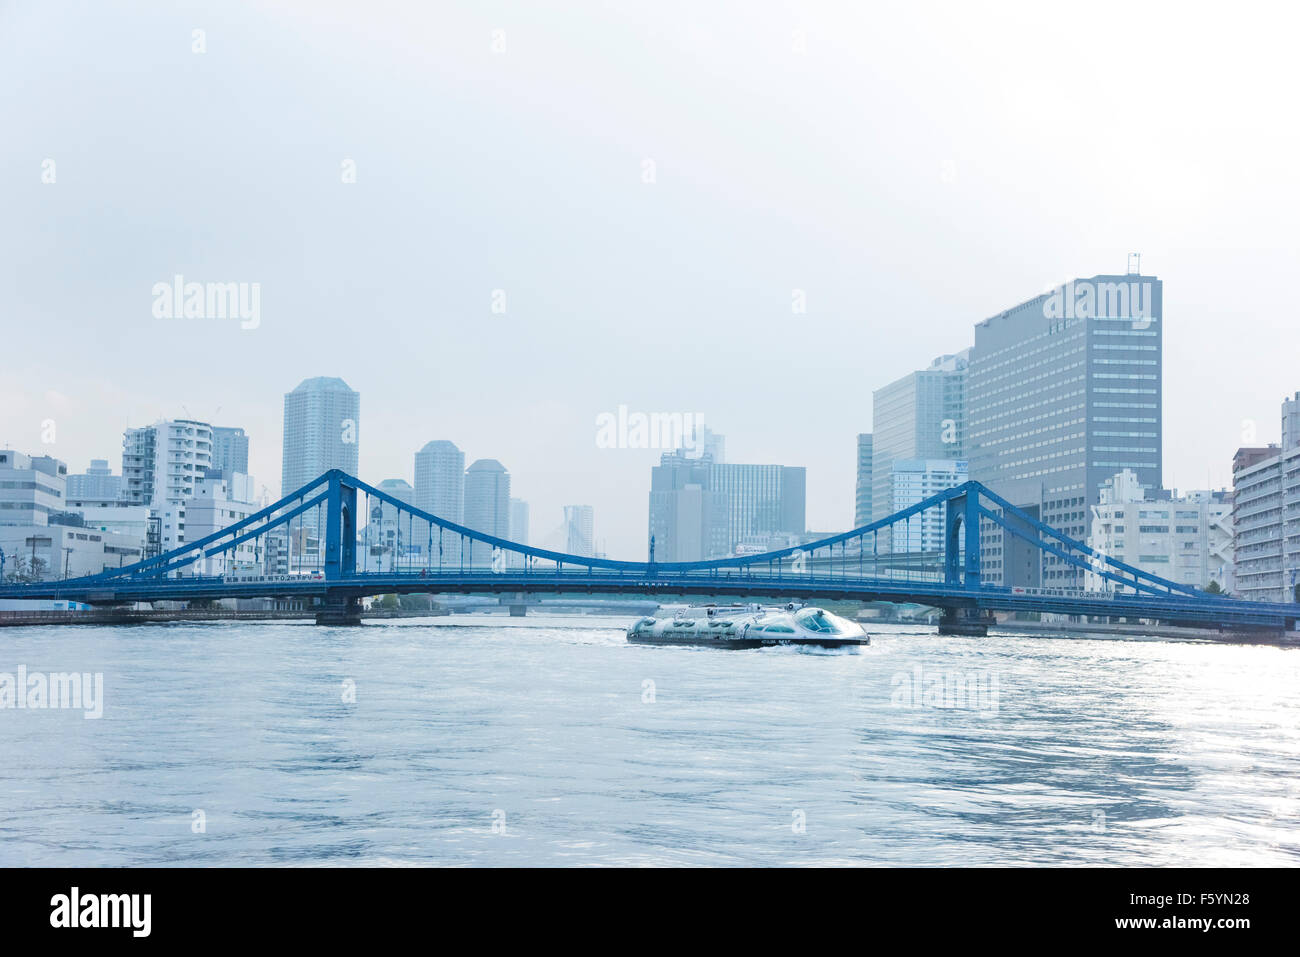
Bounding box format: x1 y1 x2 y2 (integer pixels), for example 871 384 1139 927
508 604 528 617
938 608 996 637
315 594 362 626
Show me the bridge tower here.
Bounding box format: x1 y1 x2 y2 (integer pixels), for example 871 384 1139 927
316 471 362 626
940 485 994 636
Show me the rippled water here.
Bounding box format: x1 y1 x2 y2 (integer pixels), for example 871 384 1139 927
1 616 1297 866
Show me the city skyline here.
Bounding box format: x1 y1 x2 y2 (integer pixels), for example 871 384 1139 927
8 259 1258 566
5 3 1298 559
4 302 1279 565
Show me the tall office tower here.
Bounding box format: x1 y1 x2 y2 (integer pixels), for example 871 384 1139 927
211 427 250 474
871 351 968 540
563 505 595 557
509 498 529 545
66 459 122 500
707 461 806 552
281 377 360 497
414 440 465 521
648 451 729 562
854 433 873 528
463 459 510 564
119 419 214 550
968 273 1162 589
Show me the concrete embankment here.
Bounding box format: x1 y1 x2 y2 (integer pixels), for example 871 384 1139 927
992 618 1300 645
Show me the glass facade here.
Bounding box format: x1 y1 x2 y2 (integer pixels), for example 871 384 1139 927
871 352 968 548
968 274 1163 589
708 463 806 551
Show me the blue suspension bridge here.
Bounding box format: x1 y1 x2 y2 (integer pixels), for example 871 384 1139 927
0 470 1294 634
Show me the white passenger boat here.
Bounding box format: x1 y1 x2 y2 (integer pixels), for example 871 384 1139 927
626 603 869 649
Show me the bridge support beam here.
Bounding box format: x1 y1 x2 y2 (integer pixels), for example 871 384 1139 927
323 473 358 581
938 607 996 637
315 594 362 626
945 488 982 588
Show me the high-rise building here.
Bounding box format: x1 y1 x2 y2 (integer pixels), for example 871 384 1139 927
1282 392 1300 601
968 273 1162 589
708 462 806 552
1234 446 1282 601
120 427 158 506
211 427 250 475
1231 392 1300 603
649 456 805 558
563 505 595 557
854 433 873 528
888 459 969 553
66 459 122 501
464 459 510 564
871 352 968 546
1087 469 1232 594
281 377 360 498
648 452 729 562
120 419 214 551
414 440 465 521
509 498 529 545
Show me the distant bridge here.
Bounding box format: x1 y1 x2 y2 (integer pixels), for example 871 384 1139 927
1 470 1294 634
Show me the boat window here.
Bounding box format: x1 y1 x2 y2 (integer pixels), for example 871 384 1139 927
795 608 857 634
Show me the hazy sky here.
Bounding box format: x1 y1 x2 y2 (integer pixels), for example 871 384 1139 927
3 1 1298 557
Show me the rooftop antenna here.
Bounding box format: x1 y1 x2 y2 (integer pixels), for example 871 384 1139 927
1127 252 1141 275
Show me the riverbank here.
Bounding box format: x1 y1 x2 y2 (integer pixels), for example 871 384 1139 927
0 606 641 627
0 607 456 627
992 618 1300 645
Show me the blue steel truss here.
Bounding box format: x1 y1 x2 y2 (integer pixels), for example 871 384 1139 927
1 469 1295 630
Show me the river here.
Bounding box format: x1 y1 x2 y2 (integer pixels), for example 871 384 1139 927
1 616 1296 866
